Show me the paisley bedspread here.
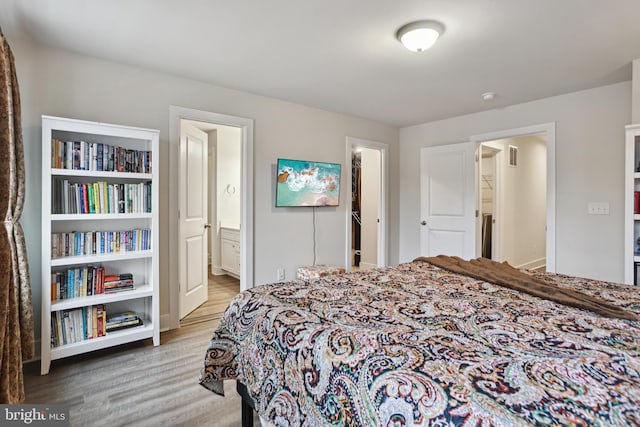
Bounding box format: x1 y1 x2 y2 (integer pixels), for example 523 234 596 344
199 261 640 426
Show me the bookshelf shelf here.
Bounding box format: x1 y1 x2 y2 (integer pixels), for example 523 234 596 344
51 213 152 221
50 318 154 360
51 168 152 180
51 250 153 267
625 124 640 285
41 115 159 375
50 284 153 311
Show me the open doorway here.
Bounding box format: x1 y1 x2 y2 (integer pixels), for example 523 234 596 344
478 143 500 260
168 106 254 330
346 137 388 271
480 135 546 269
472 123 555 272
179 120 243 326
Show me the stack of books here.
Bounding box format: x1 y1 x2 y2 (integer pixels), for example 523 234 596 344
104 273 134 293
106 311 143 332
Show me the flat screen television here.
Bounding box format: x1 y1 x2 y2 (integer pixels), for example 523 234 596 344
276 158 341 207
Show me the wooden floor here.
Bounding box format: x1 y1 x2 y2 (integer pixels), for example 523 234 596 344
181 273 240 327
24 274 254 427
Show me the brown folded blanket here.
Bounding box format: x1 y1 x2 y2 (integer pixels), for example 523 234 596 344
415 255 638 321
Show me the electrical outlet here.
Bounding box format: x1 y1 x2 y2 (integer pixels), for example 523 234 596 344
277 268 285 281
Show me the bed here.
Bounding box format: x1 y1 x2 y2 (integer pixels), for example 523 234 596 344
199 257 640 426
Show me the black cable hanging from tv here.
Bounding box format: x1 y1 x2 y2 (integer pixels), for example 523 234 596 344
312 207 317 265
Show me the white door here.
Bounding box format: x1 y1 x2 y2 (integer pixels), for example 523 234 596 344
360 147 381 270
179 121 209 318
420 142 476 259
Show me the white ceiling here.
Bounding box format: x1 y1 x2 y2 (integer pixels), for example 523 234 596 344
2 0 640 127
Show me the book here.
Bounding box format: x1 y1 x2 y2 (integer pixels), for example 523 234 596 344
72 141 81 170
50 273 57 301
97 143 103 171
106 311 142 332
107 311 140 324
87 184 95 213
92 306 98 338
96 305 105 337
93 182 101 214
105 318 142 332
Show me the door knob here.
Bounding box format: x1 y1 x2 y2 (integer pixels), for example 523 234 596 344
204 223 212 229
420 220 427 226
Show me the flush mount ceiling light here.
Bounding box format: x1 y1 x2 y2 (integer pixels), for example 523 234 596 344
481 92 497 101
396 20 445 52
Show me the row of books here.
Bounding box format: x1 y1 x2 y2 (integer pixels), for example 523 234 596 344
51 306 144 347
52 179 152 215
51 138 152 173
51 267 135 301
51 229 151 258
51 304 107 347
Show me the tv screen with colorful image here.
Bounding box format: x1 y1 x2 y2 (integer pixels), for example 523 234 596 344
276 158 341 207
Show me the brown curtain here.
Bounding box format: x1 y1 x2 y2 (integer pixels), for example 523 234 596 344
0 31 34 404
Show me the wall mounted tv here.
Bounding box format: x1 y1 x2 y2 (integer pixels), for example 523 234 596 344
276 158 341 207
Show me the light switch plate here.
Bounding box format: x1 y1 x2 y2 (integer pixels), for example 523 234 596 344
587 202 610 215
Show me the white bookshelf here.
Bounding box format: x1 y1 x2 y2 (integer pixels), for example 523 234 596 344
41 115 159 375
625 124 640 285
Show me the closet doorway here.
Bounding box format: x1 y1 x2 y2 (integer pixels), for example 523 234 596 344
478 142 501 260
475 132 549 270
346 137 388 271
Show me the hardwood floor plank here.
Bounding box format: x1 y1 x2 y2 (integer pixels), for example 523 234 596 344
180 274 240 327
24 317 259 426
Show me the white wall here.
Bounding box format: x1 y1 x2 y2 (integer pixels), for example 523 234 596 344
13 38 399 343
498 136 546 268
360 148 380 269
400 81 631 282
633 58 640 124
207 129 217 268
216 126 242 229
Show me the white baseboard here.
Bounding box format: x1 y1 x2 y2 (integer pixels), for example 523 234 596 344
358 262 377 270
516 257 546 270
160 313 173 331
211 266 225 276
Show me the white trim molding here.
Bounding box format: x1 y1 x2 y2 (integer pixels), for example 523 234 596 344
168 105 254 330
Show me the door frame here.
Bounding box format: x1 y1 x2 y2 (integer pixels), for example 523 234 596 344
470 122 556 272
345 137 388 270
168 105 254 330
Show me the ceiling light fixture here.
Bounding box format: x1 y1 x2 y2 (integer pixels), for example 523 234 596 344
481 92 497 101
396 20 445 52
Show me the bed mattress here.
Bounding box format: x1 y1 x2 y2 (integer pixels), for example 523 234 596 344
200 260 640 426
